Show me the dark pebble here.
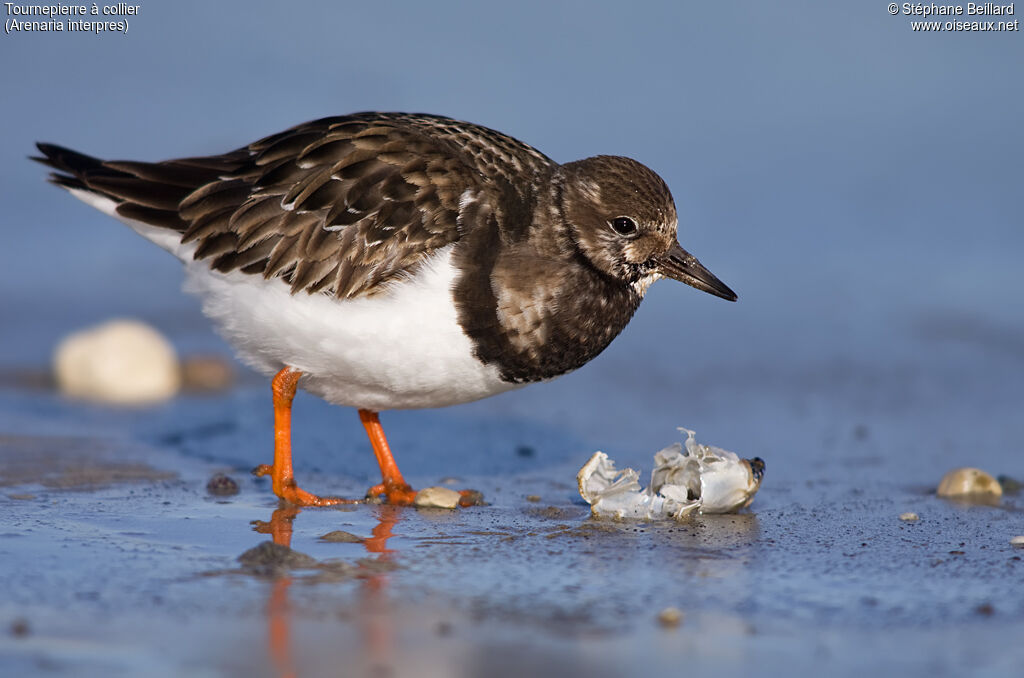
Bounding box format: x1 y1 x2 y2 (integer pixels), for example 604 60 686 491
998 475 1023 495
319 530 364 543
238 541 318 574
458 490 486 507
206 473 240 496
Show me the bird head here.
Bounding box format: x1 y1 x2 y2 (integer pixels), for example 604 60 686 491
558 155 736 301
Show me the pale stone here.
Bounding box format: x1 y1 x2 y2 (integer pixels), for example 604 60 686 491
414 486 461 509
936 467 1003 499
899 512 919 522
657 607 684 628
54 319 181 405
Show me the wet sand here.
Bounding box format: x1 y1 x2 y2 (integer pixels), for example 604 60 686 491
1 365 1022 678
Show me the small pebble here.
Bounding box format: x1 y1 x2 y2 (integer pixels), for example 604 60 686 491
206 473 240 496
657 607 684 628
1010 536 1024 549
181 355 234 392
899 512 919 522
997 475 1023 495
414 486 461 509
319 530 364 543
457 490 485 507
53 319 181 405
10 618 30 637
238 541 318 571
526 495 542 503
937 467 1002 500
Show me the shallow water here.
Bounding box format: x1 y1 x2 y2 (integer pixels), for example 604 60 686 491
2 358 1022 677
3 2 1024 676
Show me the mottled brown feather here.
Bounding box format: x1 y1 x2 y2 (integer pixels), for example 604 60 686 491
79 113 553 298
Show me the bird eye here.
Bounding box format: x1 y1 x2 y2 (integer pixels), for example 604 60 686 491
610 217 638 237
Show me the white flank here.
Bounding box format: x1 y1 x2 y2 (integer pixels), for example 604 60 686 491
185 245 519 410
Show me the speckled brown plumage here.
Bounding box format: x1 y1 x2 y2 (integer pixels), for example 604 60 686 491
37 113 552 299
35 112 736 385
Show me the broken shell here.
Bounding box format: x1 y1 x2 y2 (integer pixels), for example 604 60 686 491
414 486 461 509
577 427 764 521
578 452 697 520
899 512 920 522
669 428 764 513
53 319 180 405
937 468 1003 500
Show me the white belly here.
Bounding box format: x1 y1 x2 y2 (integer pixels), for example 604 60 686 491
183 246 520 410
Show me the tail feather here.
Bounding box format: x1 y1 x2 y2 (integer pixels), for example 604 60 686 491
33 142 119 192
33 142 107 174
33 142 251 235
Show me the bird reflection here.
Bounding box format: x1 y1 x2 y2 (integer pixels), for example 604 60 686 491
252 506 299 678
251 504 403 678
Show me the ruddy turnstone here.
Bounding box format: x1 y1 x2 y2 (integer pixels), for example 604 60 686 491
35 112 736 507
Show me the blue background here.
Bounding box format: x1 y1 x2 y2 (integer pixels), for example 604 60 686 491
2 1 1022 472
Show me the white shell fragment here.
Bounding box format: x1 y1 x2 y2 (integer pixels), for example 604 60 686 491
577 428 764 520
53 319 181 405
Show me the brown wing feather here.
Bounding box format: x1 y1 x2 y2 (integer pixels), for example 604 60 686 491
37 112 556 299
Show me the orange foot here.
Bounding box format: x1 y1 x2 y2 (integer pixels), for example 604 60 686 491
364 481 418 506
252 464 355 507
359 409 420 505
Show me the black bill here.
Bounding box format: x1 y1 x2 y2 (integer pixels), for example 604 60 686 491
655 241 737 301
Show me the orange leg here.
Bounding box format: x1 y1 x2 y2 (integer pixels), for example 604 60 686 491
359 410 418 505
253 367 355 507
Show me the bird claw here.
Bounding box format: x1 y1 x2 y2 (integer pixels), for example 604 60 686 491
252 463 355 507
365 482 418 506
